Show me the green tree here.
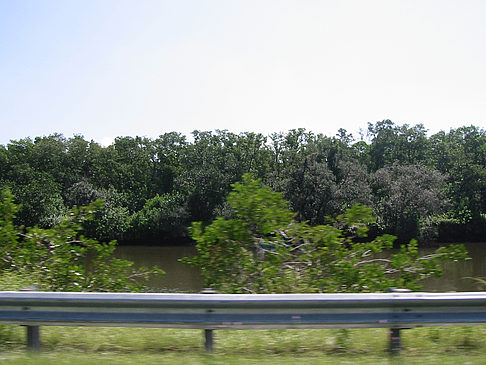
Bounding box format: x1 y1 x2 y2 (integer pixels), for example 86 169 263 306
184 175 467 293
151 132 188 195
0 145 9 183
278 159 336 224
130 192 188 241
266 129 371 224
0 188 18 248
267 130 337 223
87 187 132 242
110 136 156 210
178 130 265 222
63 135 93 187
8 168 66 227
429 126 486 224
371 163 446 242
367 120 429 171
333 160 372 212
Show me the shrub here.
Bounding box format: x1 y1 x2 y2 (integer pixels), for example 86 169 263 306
183 175 468 293
0 188 163 292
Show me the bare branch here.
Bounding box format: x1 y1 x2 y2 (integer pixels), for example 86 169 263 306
354 258 392 266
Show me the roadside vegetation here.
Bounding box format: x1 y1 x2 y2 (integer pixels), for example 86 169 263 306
184 175 467 293
0 188 163 292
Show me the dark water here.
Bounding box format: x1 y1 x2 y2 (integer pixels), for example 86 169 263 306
115 243 486 293
114 245 203 292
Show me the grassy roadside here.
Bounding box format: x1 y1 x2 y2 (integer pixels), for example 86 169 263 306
3 352 486 365
1 326 486 364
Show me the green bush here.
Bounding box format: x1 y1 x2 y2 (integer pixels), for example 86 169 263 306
0 188 163 292
183 175 468 293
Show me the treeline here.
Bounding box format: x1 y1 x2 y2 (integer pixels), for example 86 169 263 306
1 120 485 244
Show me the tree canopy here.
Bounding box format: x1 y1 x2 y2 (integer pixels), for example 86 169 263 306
1 122 485 244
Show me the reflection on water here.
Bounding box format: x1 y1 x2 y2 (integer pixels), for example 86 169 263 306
115 243 486 293
422 243 486 292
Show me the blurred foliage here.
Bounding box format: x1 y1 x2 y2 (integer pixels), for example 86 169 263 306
0 188 163 292
183 175 468 293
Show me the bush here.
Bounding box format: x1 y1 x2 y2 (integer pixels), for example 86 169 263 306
0 188 163 292
183 175 468 293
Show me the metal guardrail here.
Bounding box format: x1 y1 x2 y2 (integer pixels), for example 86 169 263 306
2 291 486 353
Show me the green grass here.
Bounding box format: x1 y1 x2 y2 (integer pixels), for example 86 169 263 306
4 352 486 365
2 326 486 364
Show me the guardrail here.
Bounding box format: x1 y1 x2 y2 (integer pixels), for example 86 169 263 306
2 290 486 354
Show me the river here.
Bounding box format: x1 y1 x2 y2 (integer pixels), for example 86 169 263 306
114 243 486 293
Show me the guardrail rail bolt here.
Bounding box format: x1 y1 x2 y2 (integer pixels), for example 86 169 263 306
200 288 217 352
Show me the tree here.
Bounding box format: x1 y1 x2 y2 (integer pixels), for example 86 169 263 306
151 132 187 195
0 145 9 183
266 130 338 224
428 126 486 224
178 130 261 222
63 135 93 187
0 188 18 248
130 192 189 241
278 159 336 224
333 160 372 212
367 120 429 171
183 175 467 293
371 163 446 242
9 168 66 228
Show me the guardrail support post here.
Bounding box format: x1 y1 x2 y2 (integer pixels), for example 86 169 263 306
387 288 411 355
26 325 40 352
20 286 41 352
201 288 217 352
204 329 214 352
389 328 400 354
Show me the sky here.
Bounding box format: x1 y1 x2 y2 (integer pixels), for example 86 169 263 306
1 0 486 146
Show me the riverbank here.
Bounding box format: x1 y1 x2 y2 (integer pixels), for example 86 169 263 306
1 326 486 364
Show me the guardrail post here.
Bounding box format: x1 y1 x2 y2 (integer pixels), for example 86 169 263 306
389 328 401 354
201 288 217 352
26 325 40 352
204 327 214 352
20 286 41 352
387 288 411 355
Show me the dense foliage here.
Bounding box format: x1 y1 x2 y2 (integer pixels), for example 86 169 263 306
0 188 163 291
183 175 468 293
1 121 485 244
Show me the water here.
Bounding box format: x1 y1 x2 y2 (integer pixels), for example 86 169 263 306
115 243 486 293
422 243 486 292
114 245 203 292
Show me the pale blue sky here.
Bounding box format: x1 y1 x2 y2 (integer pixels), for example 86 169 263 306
1 0 485 146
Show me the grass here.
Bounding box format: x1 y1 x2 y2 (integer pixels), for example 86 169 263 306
4 352 486 365
2 326 486 364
